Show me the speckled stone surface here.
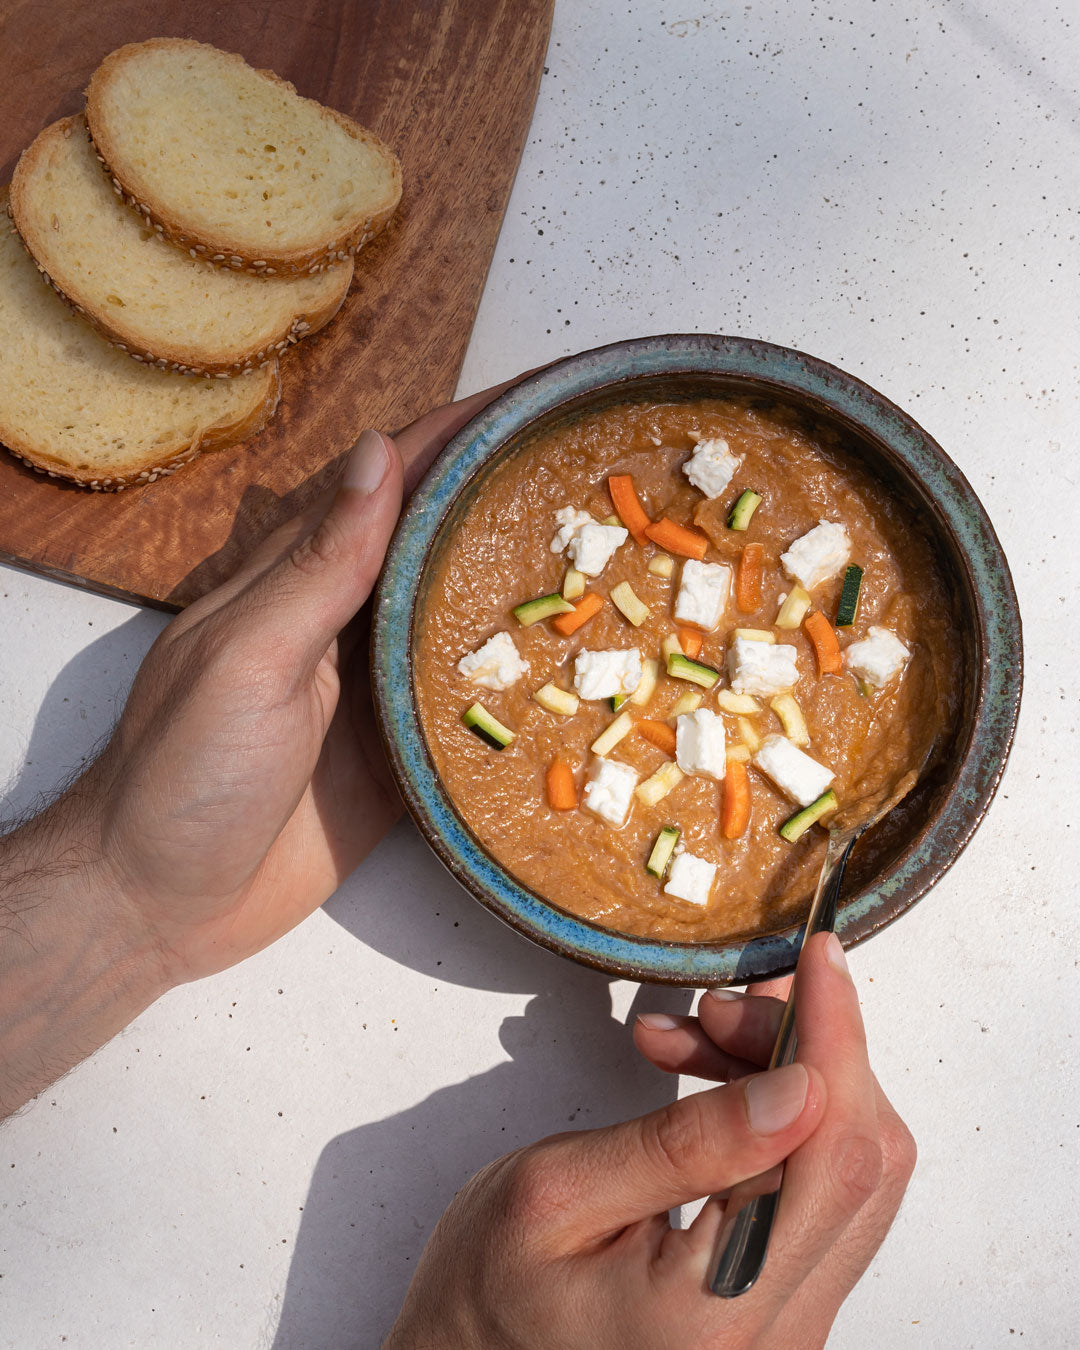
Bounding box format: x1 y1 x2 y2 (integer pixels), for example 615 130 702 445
1 3 1077 1346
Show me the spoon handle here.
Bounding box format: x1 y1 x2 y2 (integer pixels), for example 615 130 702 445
709 832 858 1298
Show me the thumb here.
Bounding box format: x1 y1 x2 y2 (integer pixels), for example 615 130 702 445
538 1062 826 1243
237 428 404 668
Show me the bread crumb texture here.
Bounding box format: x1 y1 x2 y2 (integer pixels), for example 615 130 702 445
0 196 278 489
11 117 352 374
86 39 402 272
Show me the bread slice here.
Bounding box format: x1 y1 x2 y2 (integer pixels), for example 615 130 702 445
11 116 353 377
0 195 279 491
86 39 402 276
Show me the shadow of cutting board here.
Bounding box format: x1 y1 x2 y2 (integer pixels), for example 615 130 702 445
0 0 553 609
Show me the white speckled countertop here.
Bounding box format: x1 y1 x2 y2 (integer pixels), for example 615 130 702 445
2 2 1077 1345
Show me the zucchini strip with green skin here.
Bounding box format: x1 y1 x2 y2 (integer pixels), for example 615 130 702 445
835 565 864 627
462 702 515 749
646 827 680 878
779 789 837 841
666 652 721 689
513 593 575 626
729 489 763 531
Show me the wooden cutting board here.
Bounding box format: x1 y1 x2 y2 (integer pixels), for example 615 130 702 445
0 0 553 608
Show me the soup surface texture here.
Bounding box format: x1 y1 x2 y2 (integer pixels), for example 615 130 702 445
414 398 960 943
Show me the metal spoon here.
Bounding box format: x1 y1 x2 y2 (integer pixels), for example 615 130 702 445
708 770 919 1299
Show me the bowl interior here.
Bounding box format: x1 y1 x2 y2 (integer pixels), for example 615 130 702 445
376 337 1020 984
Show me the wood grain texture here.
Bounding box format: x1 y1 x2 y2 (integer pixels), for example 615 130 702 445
0 0 553 608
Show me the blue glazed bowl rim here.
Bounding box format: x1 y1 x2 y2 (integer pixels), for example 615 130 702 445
372 334 1022 986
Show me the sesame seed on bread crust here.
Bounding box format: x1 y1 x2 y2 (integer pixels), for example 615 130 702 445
0 196 279 491
85 39 402 276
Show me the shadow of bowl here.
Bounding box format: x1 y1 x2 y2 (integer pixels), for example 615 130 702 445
372 335 1022 986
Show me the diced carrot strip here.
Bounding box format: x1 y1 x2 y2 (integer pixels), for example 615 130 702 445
608 475 652 546
644 517 709 561
804 610 843 674
551 592 604 636
735 542 764 613
546 758 578 810
637 719 678 757
721 759 751 838
677 626 703 659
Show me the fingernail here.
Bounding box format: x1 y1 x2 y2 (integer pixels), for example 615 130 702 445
705 988 743 1002
824 932 850 977
745 1063 809 1135
344 429 390 494
636 1012 681 1031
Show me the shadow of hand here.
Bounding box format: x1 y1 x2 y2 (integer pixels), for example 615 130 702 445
271 967 693 1348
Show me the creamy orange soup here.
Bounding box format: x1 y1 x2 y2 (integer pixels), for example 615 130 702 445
415 398 960 943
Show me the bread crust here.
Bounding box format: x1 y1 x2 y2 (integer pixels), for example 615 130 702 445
3 359 281 491
85 39 403 276
10 116 353 375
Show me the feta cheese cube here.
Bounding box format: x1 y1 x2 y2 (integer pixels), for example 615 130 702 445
573 649 643 701
456 631 528 691
753 735 834 807
780 521 851 590
583 757 638 826
683 437 742 498
550 506 593 554
664 850 717 907
675 709 727 780
567 522 628 576
844 626 911 687
727 636 800 696
673 559 733 630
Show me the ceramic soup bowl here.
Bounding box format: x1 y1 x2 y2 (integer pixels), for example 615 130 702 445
372 335 1022 986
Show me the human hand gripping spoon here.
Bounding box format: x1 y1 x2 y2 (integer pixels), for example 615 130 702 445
710 767 921 1297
